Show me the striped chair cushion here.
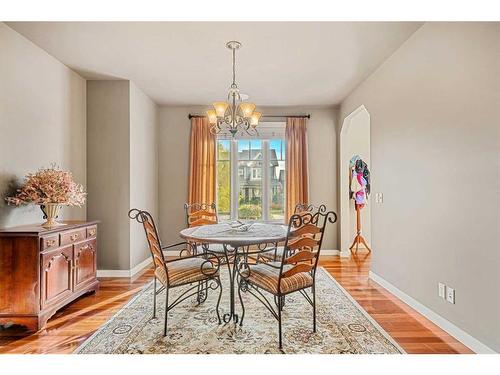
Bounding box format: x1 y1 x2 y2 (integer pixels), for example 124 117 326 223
154 257 218 287
186 242 226 254
259 246 285 261
208 243 226 253
242 262 313 294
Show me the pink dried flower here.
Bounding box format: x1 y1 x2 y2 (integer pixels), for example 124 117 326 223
5 165 86 206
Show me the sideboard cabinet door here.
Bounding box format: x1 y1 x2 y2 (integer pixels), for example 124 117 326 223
74 239 97 291
40 245 73 309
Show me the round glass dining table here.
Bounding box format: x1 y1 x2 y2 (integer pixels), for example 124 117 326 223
180 222 288 324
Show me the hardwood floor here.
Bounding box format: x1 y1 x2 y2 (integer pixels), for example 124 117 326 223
0 253 473 354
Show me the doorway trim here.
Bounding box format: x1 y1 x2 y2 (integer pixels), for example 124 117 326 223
339 105 371 257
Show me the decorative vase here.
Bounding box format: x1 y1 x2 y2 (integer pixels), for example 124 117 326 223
39 203 65 228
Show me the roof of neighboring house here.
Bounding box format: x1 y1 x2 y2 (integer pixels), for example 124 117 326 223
238 149 279 166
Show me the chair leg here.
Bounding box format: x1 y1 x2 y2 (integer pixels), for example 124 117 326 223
152 277 157 319
274 295 284 312
163 287 169 337
216 277 223 324
278 297 283 350
205 279 209 302
237 277 245 326
312 284 316 333
196 281 201 305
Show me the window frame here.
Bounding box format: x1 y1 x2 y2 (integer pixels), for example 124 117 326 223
216 131 286 223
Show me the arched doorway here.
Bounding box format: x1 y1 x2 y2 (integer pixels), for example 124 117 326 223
339 105 371 256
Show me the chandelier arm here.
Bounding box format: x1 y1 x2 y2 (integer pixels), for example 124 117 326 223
244 123 258 137
209 121 218 135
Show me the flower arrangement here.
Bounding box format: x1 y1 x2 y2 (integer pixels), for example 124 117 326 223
5 165 86 206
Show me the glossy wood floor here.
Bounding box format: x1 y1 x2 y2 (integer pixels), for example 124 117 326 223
0 253 473 354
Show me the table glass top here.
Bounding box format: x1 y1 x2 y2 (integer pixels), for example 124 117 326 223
180 222 288 245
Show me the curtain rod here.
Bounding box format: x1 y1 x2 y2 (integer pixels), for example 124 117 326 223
188 114 311 119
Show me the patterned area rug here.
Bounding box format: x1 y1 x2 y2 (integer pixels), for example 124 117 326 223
75 268 404 354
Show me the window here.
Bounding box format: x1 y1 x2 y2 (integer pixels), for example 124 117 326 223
216 124 286 222
251 168 261 180
238 140 263 220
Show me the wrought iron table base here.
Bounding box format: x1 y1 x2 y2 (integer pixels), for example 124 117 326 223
202 243 241 324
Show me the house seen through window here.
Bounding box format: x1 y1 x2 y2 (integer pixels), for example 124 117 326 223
216 123 286 222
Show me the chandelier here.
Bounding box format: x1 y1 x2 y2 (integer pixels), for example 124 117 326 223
206 41 261 137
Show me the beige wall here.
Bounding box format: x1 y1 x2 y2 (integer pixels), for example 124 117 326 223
130 82 159 269
87 80 159 271
158 105 339 250
339 22 500 352
158 106 194 246
0 23 86 227
87 81 131 270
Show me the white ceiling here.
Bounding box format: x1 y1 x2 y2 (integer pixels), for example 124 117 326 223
7 22 422 106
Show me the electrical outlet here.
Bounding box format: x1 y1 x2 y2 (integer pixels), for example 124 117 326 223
438 283 446 299
375 192 383 203
446 286 455 304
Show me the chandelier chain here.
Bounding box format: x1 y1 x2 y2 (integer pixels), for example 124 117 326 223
232 47 236 88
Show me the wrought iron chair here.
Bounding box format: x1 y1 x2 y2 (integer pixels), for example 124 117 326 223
258 203 329 262
184 202 218 227
236 208 337 349
184 202 227 256
129 209 223 337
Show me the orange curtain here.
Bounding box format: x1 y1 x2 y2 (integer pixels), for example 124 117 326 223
188 117 216 205
285 117 309 220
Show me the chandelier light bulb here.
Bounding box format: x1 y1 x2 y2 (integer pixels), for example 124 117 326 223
239 102 256 118
206 110 217 125
250 111 262 127
213 102 229 117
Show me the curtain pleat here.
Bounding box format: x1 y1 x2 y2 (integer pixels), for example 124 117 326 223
285 117 309 220
188 117 216 205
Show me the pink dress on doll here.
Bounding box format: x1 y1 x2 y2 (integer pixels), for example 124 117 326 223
350 170 367 209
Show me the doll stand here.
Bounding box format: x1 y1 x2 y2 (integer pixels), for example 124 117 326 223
349 204 372 253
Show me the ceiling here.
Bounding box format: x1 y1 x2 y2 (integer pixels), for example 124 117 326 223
7 22 422 106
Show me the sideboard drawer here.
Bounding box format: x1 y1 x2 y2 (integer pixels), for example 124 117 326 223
41 235 59 250
60 228 86 246
86 225 97 238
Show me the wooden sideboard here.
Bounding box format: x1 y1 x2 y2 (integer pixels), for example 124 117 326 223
0 221 99 331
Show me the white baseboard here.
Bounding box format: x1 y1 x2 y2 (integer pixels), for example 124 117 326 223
96 269 129 278
130 257 153 276
97 257 152 278
369 271 497 354
321 249 340 256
